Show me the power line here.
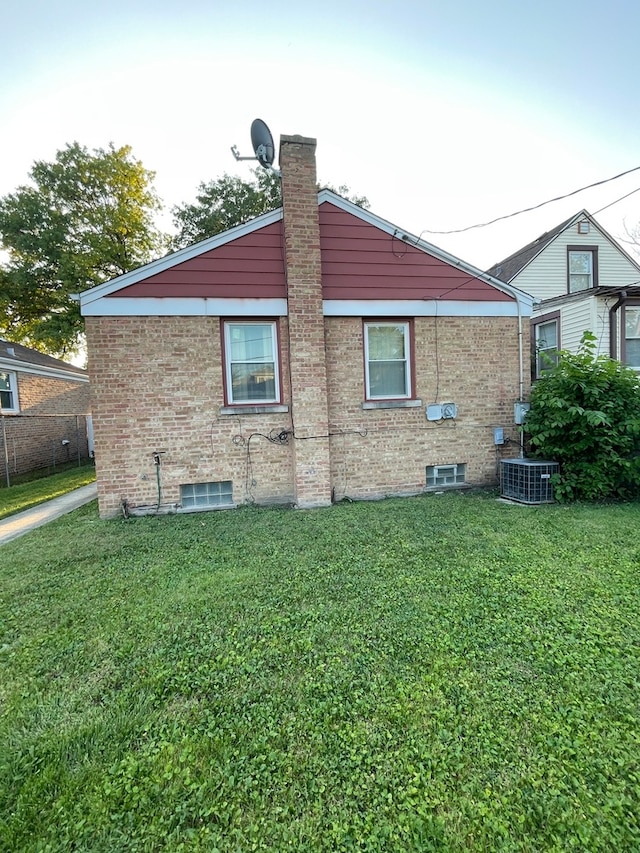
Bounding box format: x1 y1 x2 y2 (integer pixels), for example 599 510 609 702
593 185 640 215
419 165 640 236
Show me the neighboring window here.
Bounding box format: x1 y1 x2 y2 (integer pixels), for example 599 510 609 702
624 306 640 368
364 321 411 399
0 371 18 412
534 318 559 377
426 464 466 488
181 481 233 509
568 248 597 293
224 321 279 404
577 221 590 234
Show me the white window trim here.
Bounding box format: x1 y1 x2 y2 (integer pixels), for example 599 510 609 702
364 321 411 401
624 306 640 370
223 321 280 406
0 370 19 413
535 319 559 378
568 249 595 293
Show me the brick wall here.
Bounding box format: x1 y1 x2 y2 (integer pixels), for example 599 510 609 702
86 312 528 518
17 373 90 414
0 372 91 479
86 316 296 517
326 316 528 500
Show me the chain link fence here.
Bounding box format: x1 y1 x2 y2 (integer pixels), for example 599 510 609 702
1 413 93 487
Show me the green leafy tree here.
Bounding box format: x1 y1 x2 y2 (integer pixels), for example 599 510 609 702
171 168 281 250
526 331 640 501
0 142 166 357
171 168 369 249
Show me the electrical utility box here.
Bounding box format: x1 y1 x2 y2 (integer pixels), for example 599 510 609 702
500 458 559 504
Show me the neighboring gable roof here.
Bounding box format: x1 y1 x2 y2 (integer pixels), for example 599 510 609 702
0 339 88 382
488 209 640 284
79 191 532 315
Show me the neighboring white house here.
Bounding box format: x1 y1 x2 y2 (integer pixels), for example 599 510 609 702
488 210 640 377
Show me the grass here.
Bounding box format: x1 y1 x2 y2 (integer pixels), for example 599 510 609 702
0 462 95 520
0 492 639 851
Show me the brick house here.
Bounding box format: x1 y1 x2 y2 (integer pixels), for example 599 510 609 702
79 134 533 518
0 340 91 481
488 210 640 378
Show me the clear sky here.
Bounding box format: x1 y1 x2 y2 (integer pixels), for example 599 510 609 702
2 0 640 271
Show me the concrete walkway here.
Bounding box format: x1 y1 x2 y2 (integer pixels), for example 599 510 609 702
0 482 98 546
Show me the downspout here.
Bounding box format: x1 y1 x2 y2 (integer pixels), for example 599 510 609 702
514 295 525 458
609 291 627 360
490 279 526 457
1 415 9 488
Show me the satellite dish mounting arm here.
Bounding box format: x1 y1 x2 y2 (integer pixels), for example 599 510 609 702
230 145 257 162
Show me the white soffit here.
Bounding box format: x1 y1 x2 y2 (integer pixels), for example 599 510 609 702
81 297 528 318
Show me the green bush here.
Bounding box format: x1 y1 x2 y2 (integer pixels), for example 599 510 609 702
526 331 640 501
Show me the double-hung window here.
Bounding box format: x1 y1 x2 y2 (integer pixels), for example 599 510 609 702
0 371 18 412
364 321 411 400
568 248 597 293
624 306 640 368
223 321 280 405
534 318 559 377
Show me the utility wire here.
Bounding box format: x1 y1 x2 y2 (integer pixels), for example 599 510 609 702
419 166 640 236
593 185 640 215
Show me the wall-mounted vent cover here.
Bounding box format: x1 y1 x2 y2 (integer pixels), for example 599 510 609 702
500 459 558 504
426 402 458 421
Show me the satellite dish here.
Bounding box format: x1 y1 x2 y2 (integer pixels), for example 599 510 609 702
231 118 277 171
250 119 275 169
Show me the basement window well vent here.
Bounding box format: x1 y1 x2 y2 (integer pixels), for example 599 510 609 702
180 481 234 510
426 463 466 489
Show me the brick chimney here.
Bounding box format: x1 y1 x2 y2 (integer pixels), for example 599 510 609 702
279 135 332 508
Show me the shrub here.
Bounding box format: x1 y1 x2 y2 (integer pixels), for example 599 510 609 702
526 331 640 501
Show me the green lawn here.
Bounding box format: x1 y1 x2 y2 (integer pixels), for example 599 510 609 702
0 462 95 520
0 493 639 851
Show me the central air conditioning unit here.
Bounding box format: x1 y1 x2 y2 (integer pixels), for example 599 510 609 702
500 458 559 505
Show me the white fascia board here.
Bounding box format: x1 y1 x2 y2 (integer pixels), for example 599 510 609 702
82 296 529 319
0 358 89 383
581 212 640 272
79 208 284 305
323 299 531 318
81 297 288 317
317 190 533 308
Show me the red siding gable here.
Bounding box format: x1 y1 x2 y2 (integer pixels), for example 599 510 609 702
319 202 510 301
106 202 509 303
114 221 286 299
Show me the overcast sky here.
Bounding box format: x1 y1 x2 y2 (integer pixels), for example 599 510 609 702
2 0 640 270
